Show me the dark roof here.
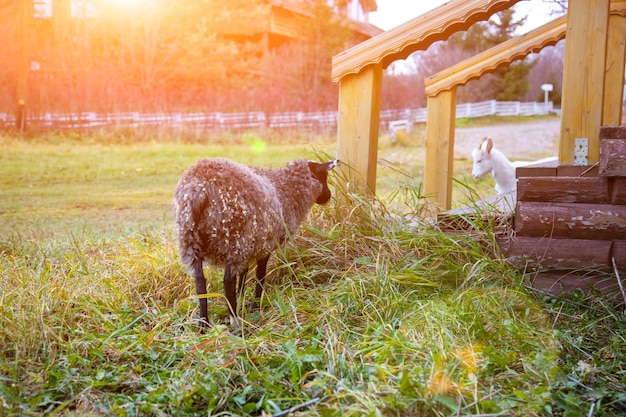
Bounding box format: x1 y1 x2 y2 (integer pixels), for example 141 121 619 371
269 0 382 39
270 0 377 16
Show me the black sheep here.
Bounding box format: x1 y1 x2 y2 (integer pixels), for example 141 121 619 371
173 157 338 327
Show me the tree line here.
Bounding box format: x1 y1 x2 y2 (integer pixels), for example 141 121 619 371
1 1 564 118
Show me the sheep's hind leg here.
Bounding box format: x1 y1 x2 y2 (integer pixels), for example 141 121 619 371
237 267 249 295
252 255 270 310
192 261 210 328
223 264 239 328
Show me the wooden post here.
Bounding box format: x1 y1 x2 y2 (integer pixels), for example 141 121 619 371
336 63 382 194
559 0 610 164
602 6 626 126
18 0 29 131
424 88 457 210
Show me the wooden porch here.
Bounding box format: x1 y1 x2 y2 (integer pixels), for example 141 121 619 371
440 127 626 297
331 0 626 296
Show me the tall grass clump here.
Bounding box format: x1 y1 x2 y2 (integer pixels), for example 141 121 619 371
251 167 562 415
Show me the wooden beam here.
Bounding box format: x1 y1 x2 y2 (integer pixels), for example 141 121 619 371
615 241 626 270
526 270 621 297
336 63 382 194
424 89 456 210
610 0 626 17
559 0 611 164
331 0 521 82
499 236 613 270
600 139 626 176
515 201 626 240
517 177 611 203
602 5 626 125
613 178 626 204
425 15 567 97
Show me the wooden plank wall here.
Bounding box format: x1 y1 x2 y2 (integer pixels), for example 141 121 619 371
499 126 626 297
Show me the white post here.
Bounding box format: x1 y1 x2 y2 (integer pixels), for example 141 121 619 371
541 83 553 112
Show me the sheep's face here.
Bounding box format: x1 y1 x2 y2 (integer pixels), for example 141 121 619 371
309 159 339 204
472 137 493 179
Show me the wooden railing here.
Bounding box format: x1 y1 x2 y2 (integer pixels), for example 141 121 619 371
423 14 567 209
332 0 625 211
331 0 522 199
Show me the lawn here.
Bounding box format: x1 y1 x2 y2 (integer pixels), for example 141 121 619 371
1 127 625 416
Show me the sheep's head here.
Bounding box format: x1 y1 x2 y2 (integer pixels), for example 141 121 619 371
308 159 339 204
471 137 494 179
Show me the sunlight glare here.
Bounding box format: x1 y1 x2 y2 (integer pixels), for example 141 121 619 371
110 0 142 7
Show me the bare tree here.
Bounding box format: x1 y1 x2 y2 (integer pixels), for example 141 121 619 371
525 39 564 104
381 3 565 108
0 1 21 111
4 0 367 115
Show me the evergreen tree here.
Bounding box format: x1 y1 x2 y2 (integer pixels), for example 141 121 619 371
490 10 535 101
457 9 534 102
412 9 535 105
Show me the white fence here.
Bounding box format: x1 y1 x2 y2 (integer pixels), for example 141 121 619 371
0 110 339 133
1 100 557 132
456 100 556 118
379 100 556 125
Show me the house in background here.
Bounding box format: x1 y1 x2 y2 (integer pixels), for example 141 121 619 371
31 0 382 54
223 0 382 53
329 0 380 36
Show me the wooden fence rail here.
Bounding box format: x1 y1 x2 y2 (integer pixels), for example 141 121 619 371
1 100 556 132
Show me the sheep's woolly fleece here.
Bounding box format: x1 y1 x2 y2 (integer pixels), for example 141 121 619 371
173 158 323 275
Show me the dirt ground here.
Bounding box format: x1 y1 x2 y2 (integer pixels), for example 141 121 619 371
453 117 560 161
381 117 561 170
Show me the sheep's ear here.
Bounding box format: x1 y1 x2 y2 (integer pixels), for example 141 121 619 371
309 159 339 174
326 159 339 171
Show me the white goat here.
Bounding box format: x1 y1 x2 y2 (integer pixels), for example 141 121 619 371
471 137 516 194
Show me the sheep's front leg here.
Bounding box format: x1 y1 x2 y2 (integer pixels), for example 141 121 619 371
192 261 209 328
223 264 238 326
253 255 270 308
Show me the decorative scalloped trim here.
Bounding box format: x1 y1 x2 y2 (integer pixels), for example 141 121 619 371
424 16 567 97
331 0 521 82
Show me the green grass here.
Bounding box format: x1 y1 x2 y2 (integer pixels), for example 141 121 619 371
1 129 625 416
0 132 334 237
